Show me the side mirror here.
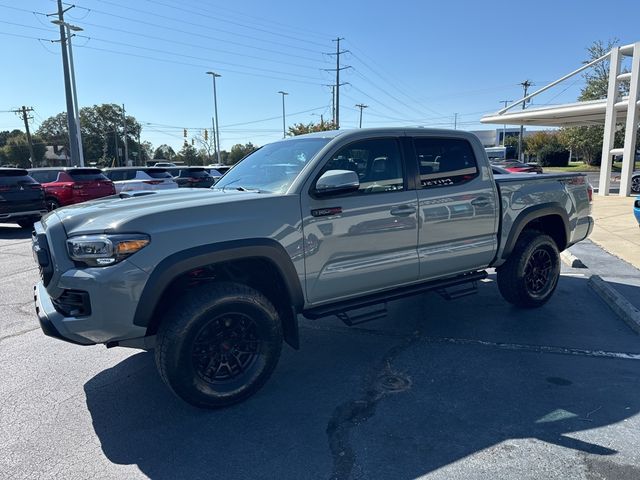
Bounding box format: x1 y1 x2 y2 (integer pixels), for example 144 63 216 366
314 170 359 196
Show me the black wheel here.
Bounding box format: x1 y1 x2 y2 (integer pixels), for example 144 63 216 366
155 282 283 408
631 176 640 193
17 219 35 229
497 230 560 308
46 198 60 211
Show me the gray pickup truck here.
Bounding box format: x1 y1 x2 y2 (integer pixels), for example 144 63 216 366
32 128 593 408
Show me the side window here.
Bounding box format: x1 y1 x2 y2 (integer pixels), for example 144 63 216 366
414 138 478 189
322 138 404 194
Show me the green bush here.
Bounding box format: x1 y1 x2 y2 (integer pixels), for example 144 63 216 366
536 145 570 167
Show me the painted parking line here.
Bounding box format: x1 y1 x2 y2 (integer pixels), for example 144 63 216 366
304 324 640 361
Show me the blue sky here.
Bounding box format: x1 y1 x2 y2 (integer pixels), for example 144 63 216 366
1 0 639 152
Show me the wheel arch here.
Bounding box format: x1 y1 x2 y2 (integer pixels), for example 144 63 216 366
501 204 569 259
134 238 304 349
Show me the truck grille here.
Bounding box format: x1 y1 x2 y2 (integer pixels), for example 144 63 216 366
52 290 91 317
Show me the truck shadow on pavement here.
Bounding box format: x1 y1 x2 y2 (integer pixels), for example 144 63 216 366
84 275 640 480
0 225 32 239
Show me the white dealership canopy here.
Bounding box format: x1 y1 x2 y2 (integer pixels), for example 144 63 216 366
481 42 640 196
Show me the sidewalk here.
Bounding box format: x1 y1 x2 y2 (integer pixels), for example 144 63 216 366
588 194 640 269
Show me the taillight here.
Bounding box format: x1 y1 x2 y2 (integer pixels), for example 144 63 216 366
587 184 593 203
0 185 12 192
143 180 163 185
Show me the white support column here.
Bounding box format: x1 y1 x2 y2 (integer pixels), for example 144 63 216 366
619 43 640 197
599 47 620 196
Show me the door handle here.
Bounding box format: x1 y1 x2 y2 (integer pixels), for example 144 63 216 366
470 197 490 207
390 205 416 216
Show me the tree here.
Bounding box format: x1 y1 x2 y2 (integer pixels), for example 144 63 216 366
558 126 604 165
177 143 199 165
193 130 216 164
35 113 68 148
0 130 23 147
1 132 46 167
287 120 337 136
153 144 176 160
228 143 257 164
37 104 143 166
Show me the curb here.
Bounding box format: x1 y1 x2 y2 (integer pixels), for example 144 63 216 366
588 275 640 335
560 250 587 269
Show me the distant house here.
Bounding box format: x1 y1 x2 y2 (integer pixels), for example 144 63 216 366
43 146 70 166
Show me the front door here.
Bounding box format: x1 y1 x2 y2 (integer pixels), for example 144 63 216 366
301 136 419 305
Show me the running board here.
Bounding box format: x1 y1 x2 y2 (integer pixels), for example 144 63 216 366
303 270 488 321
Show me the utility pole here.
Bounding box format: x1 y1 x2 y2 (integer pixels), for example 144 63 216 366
499 100 512 146
122 104 129 166
355 103 368 128
453 113 458 130
15 106 36 167
278 91 288 138
326 38 350 129
518 80 533 161
50 0 80 167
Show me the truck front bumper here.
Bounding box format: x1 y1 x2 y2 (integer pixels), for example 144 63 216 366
34 283 93 345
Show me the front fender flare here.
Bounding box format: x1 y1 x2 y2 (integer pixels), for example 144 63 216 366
133 238 305 346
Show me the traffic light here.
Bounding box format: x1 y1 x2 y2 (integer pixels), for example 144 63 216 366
183 128 187 138
191 138 194 145
204 129 208 141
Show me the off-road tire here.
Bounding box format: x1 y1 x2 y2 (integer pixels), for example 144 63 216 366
497 230 560 308
155 282 283 408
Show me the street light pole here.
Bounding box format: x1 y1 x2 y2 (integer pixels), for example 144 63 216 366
278 91 288 138
206 71 222 164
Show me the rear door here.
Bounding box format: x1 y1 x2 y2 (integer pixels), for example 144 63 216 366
143 169 178 190
301 136 420 304
0 170 44 216
67 169 114 200
411 135 499 280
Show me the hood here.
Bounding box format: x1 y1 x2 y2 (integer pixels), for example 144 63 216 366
55 188 269 235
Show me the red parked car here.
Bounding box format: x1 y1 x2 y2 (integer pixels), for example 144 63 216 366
28 168 116 211
491 161 543 174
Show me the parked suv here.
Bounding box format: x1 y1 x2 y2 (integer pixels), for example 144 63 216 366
28 168 115 211
0 168 47 228
103 167 178 193
168 167 215 188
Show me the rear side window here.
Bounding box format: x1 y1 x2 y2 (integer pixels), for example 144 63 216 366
68 169 109 182
145 169 172 179
0 170 37 185
179 169 210 178
414 138 479 188
29 170 59 183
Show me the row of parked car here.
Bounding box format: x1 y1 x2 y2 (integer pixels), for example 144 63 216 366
0 165 231 229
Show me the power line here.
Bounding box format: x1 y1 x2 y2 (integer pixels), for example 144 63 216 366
71 20 324 71
68 1 325 55
135 0 329 48
77 34 325 81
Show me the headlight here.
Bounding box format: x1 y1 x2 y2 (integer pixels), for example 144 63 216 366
67 234 150 267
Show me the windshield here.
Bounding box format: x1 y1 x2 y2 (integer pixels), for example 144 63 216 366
214 137 330 193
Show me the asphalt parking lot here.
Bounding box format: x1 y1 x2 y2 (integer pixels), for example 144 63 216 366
1 224 640 480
